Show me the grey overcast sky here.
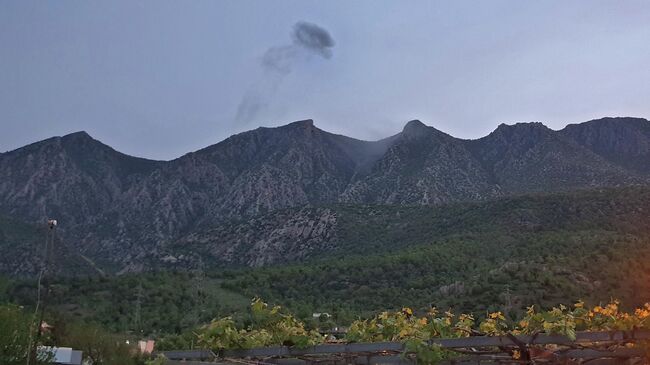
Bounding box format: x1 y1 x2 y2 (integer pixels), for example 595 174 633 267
1 1 649 160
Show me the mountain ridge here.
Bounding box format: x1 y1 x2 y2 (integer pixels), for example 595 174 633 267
1 116 649 275
6 116 646 160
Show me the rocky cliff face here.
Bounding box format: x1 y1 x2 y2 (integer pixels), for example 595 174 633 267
1 117 649 274
560 117 650 173
468 121 641 193
172 207 338 268
341 120 499 204
0 131 162 226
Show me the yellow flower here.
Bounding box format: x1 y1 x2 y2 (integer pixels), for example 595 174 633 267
635 308 650 318
402 307 413 316
526 306 535 315
607 303 618 311
489 312 503 320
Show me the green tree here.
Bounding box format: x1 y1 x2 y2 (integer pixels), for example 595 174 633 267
0 304 52 365
56 322 143 365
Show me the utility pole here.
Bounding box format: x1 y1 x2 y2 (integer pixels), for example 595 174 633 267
134 280 143 334
36 219 57 338
27 219 57 365
503 286 513 316
192 261 207 329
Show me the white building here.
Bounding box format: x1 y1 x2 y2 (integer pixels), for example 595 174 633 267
39 346 83 365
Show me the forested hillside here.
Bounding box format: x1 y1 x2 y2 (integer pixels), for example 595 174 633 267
222 187 650 318
4 186 650 335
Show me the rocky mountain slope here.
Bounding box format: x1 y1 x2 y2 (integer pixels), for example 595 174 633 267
341 120 500 204
0 131 162 228
1 117 649 275
467 121 638 193
168 186 650 270
560 117 650 173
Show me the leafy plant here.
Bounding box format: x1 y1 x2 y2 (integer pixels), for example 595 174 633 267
0 304 52 365
197 298 323 350
348 300 650 364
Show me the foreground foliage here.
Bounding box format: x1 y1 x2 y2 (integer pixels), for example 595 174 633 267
51 322 147 365
0 303 155 365
0 304 52 365
194 299 650 363
346 299 650 363
197 298 323 350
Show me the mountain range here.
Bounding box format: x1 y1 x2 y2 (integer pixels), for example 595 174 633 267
1 116 650 275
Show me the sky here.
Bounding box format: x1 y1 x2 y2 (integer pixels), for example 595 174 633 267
1 1 649 160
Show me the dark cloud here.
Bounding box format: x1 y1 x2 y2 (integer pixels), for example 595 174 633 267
235 21 335 125
291 21 335 58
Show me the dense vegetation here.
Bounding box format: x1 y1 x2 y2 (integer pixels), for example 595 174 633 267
0 304 48 365
224 230 650 318
223 187 650 319
2 187 650 340
5 272 249 336
0 303 152 365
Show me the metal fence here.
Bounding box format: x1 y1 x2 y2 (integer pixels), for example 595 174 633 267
160 329 650 365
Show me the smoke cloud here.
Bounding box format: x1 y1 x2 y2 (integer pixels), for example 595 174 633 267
292 21 335 58
235 21 335 125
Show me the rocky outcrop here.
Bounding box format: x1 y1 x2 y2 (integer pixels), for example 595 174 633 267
467 121 642 193
560 117 650 173
341 120 500 204
173 207 338 267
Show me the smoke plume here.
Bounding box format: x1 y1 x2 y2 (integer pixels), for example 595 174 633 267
235 21 335 125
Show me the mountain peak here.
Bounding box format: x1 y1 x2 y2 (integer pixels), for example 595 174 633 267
588 116 649 123
495 121 547 130
491 122 552 139
66 130 91 137
61 130 94 142
286 119 314 128
402 120 431 138
569 117 650 131
59 131 110 152
403 119 426 129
